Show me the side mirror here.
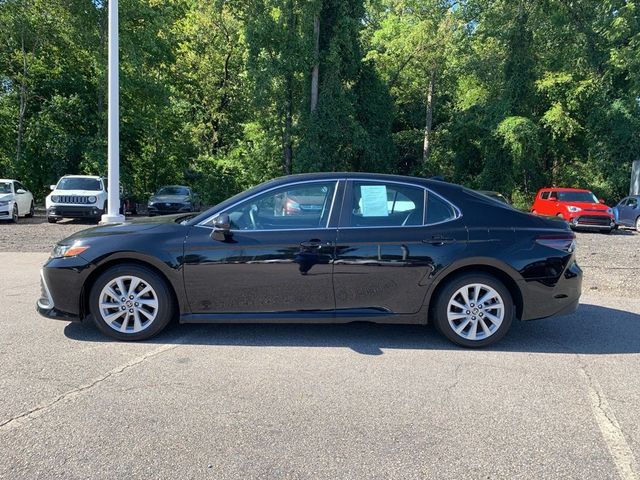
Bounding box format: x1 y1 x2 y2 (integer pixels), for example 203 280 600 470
599 198 605 204
16 188 26 194
50 185 56 191
211 214 232 241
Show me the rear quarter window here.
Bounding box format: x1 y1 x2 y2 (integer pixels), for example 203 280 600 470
426 192 457 224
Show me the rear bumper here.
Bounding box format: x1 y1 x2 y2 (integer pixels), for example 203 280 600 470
519 260 582 321
47 205 102 219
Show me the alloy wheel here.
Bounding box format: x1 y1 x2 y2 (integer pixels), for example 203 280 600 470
98 275 158 333
446 283 505 341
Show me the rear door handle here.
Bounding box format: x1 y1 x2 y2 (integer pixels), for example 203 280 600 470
423 236 455 245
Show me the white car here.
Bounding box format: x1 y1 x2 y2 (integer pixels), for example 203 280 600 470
46 175 108 223
0 179 35 223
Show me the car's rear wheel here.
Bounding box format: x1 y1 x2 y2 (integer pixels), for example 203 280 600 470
89 265 174 341
433 273 514 348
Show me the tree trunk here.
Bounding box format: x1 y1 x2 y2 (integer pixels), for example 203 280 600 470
282 73 293 175
16 29 28 169
310 14 320 113
422 71 436 163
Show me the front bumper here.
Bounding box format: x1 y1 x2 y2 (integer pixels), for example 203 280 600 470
47 205 102 219
36 258 90 322
568 214 614 231
148 204 192 215
0 202 14 219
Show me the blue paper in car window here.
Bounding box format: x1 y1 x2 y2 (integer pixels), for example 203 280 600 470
360 185 389 217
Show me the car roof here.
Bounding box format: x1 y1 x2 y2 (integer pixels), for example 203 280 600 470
262 172 454 189
538 187 592 192
0 179 17 182
61 175 102 179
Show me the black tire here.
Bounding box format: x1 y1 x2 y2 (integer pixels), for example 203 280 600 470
25 201 34 218
432 273 514 348
89 264 175 341
635 216 640 233
47 216 58 223
600 228 612 234
10 204 18 223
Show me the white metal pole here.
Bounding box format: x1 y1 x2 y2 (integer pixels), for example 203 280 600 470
102 0 125 224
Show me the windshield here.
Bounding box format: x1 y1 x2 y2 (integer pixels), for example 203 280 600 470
157 186 189 196
0 182 11 194
557 191 598 203
57 178 102 191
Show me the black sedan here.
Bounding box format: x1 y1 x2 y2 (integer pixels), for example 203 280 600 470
147 185 200 216
37 173 582 347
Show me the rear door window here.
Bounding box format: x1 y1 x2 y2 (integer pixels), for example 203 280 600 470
346 181 425 227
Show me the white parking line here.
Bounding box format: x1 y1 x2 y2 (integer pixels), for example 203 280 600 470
580 366 639 480
0 337 190 433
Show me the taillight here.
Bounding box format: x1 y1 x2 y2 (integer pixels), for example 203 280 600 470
536 234 576 253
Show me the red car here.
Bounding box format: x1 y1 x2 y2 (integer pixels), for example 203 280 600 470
531 187 615 233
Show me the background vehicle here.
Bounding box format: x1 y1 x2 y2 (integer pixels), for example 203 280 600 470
0 179 34 222
477 190 510 205
613 195 640 231
147 185 201 216
46 175 108 223
531 187 615 233
38 173 582 348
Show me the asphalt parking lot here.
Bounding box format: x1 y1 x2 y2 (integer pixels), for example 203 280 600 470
1 218 639 479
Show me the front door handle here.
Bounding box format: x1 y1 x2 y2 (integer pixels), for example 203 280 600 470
300 240 334 249
423 236 455 245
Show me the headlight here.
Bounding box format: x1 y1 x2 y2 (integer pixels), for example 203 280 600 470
607 208 613 215
567 206 582 213
51 243 90 259
148 201 155 206
51 195 59 202
88 196 97 203
0 200 9 206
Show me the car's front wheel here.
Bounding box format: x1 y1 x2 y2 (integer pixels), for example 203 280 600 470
10 204 18 223
89 265 175 341
433 273 514 348
636 216 640 233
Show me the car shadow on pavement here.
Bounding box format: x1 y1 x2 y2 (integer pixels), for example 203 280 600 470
63 303 640 356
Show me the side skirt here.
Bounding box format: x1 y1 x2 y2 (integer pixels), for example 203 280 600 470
180 308 425 325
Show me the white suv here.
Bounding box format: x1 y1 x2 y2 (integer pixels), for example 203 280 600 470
46 175 108 223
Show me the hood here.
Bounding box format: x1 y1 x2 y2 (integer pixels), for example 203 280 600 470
50 189 103 197
150 194 190 203
57 213 192 245
0 193 14 202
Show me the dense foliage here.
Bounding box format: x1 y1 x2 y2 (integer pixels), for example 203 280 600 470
1 0 638 208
